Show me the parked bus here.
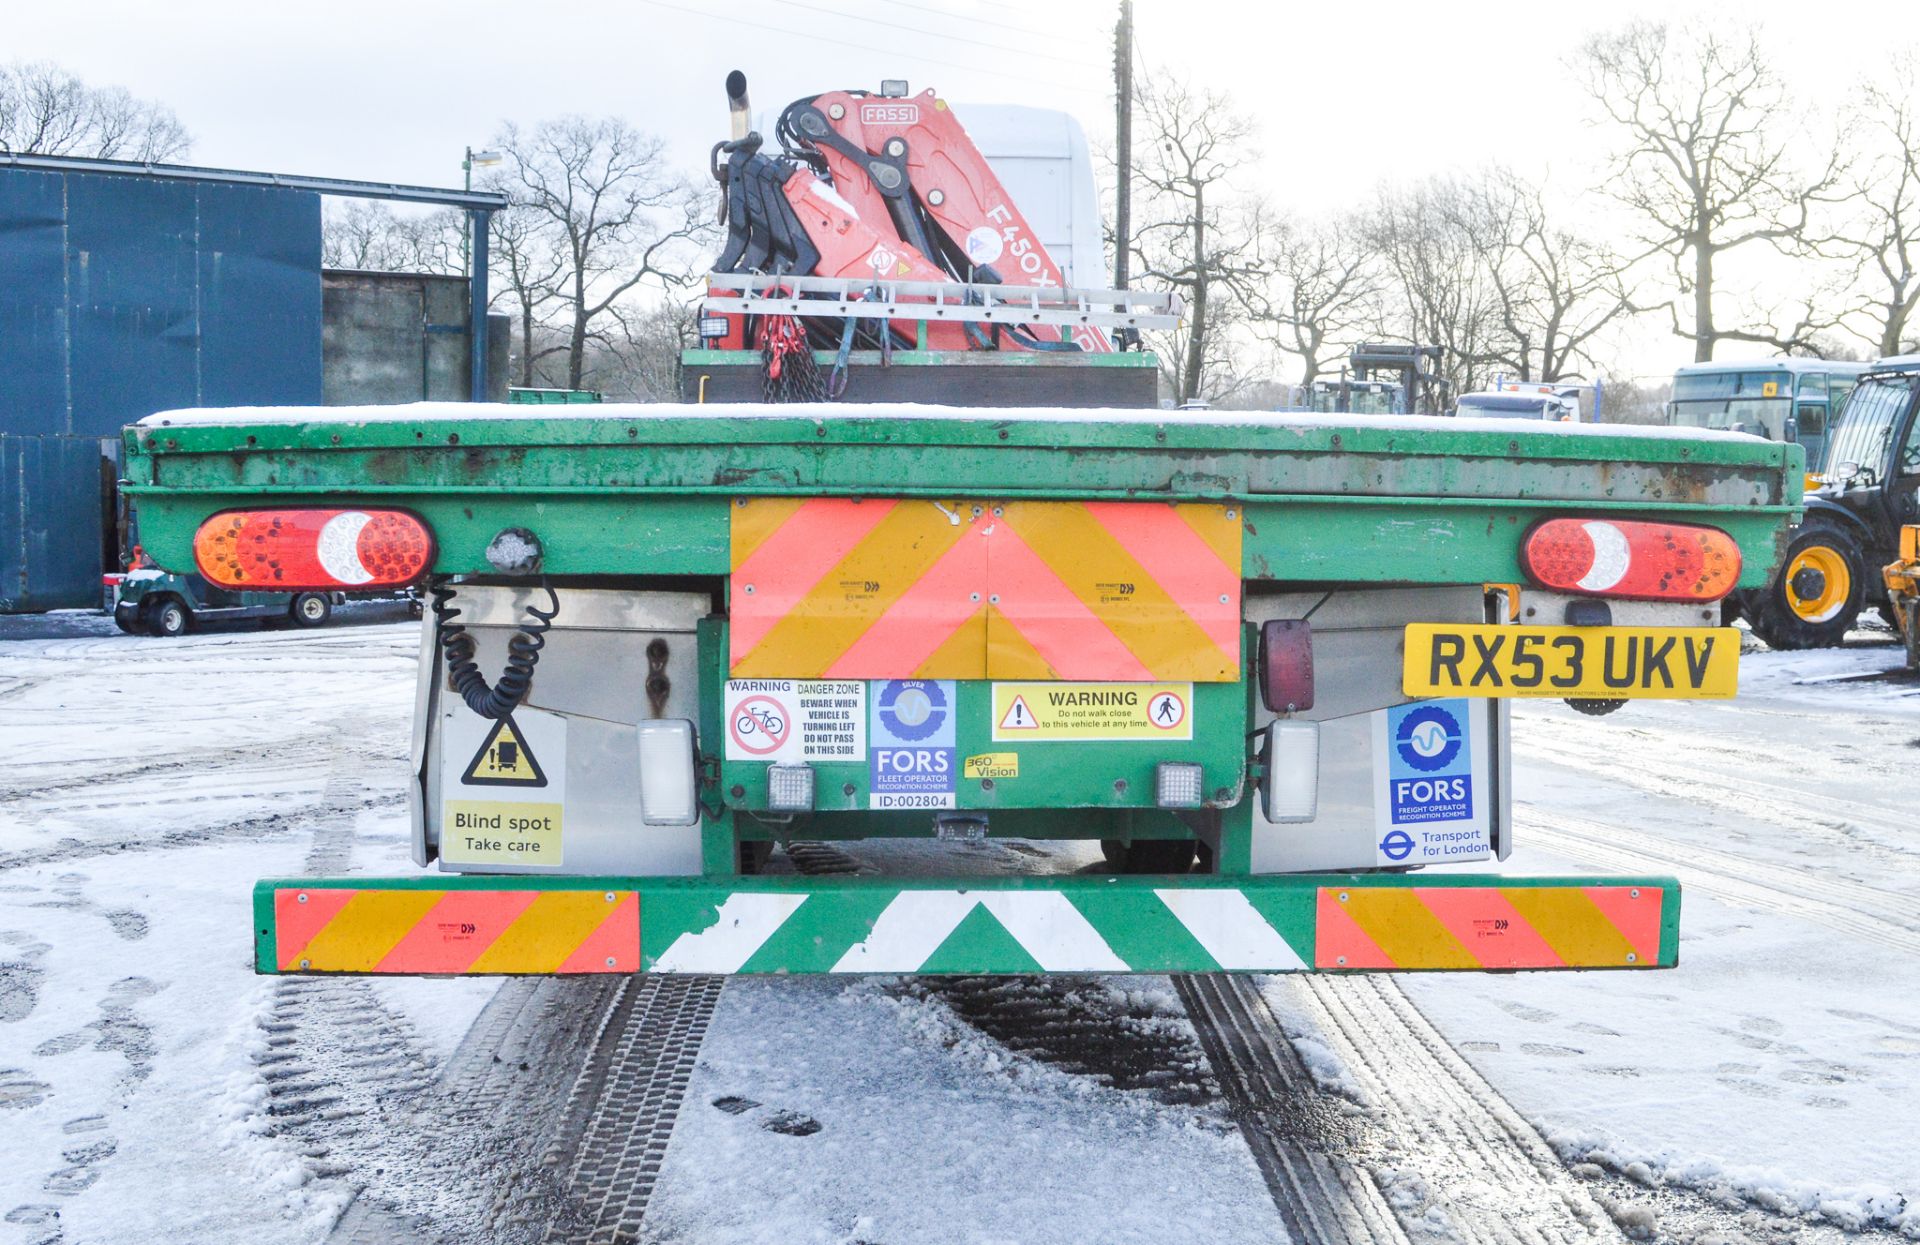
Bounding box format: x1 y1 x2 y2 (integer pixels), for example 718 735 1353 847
1667 358 1866 468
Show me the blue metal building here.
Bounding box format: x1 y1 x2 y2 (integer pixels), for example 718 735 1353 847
0 154 504 611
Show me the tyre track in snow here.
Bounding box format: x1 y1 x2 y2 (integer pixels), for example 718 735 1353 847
1181 973 1626 1245
1175 973 1413 1245
1269 975 1919 1245
1519 805 1920 957
0 727 406 872
330 941 726 1240
1520 715 1914 860
250 748 447 1236
783 838 1624 1243
249 733 625 1245
532 975 725 1244
1 737 340 807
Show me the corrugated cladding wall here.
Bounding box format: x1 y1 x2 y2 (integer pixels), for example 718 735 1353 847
0 166 323 609
0 168 324 437
1 434 108 612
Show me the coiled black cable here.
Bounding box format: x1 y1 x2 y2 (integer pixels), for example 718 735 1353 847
429 578 560 720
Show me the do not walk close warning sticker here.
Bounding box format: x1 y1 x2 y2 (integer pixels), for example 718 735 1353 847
990 683 1193 741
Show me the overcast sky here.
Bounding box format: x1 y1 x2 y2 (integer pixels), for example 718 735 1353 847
14 0 1912 380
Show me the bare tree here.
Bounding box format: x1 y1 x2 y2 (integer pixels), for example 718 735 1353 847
320 201 464 274
485 203 570 388
605 299 701 401
1593 376 1673 425
1450 170 1643 382
1364 177 1502 400
1123 72 1265 405
1838 54 1920 357
1241 210 1379 387
0 61 188 160
491 116 715 390
1576 21 1847 361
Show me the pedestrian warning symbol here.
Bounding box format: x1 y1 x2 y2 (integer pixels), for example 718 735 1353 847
999 695 1039 731
462 717 548 787
1146 691 1186 730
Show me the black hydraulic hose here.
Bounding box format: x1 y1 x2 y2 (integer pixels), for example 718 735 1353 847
429 578 559 720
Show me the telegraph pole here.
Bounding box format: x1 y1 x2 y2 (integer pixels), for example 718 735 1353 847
1113 0 1133 293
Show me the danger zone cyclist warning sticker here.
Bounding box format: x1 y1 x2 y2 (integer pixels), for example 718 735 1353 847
724 680 867 762
990 683 1193 741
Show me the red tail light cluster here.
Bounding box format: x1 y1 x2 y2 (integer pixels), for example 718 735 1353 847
1521 518 1739 602
194 509 434 590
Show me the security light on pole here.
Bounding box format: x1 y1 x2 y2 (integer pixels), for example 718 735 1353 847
462 148 505 276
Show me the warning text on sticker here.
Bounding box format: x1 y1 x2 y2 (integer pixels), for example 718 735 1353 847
991 682 1194 741
442 800 564 866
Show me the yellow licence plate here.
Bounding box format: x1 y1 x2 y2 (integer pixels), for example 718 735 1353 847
1403 624 1740 699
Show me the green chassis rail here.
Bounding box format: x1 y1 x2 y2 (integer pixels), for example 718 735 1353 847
256 872 1680 976
122 407 1802 587
123 405 1791 978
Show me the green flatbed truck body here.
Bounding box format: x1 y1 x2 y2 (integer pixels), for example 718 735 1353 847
122 403 1799 978
123 406 1800 586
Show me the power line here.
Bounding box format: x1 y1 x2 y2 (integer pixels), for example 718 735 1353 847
946 0 1040 15
892 0 1076 45
763 0 1105 71
633 0 1105 87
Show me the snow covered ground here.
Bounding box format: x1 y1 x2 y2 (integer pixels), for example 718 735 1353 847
2 618 1916 1242
1404 628 1920 1238
0 623 500 1244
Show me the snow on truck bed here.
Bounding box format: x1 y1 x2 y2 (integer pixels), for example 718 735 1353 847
135 401 1771 445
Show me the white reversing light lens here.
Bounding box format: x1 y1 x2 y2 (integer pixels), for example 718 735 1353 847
637 720 698 825
1262 721 1320 823
1155 762 1204 809
767 763 815 812
1576 521 1631 592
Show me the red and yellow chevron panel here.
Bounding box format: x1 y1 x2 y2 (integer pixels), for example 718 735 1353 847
273 887 638 974
1313 884 1664 970
728 498 1242 681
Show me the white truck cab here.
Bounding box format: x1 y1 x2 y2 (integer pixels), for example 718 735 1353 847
1457 378 1598 422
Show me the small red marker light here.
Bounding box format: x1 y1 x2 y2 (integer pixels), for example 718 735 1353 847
1260 619 1314 713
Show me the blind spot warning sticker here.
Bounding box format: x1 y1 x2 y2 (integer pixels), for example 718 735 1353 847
462 717 548 787
441 705 568 868
444 802 564 865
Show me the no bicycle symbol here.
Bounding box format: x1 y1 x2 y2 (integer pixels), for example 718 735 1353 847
731 695 790 756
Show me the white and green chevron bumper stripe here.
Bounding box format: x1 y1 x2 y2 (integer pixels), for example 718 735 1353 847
647 887 1308 974
256 874 1682 976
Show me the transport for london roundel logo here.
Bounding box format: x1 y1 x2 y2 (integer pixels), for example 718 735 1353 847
1396 705 1462 771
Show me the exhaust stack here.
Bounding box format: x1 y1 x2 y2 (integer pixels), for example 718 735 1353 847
726 70 751 142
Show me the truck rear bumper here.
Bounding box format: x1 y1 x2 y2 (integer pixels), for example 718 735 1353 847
256 873 1677 976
